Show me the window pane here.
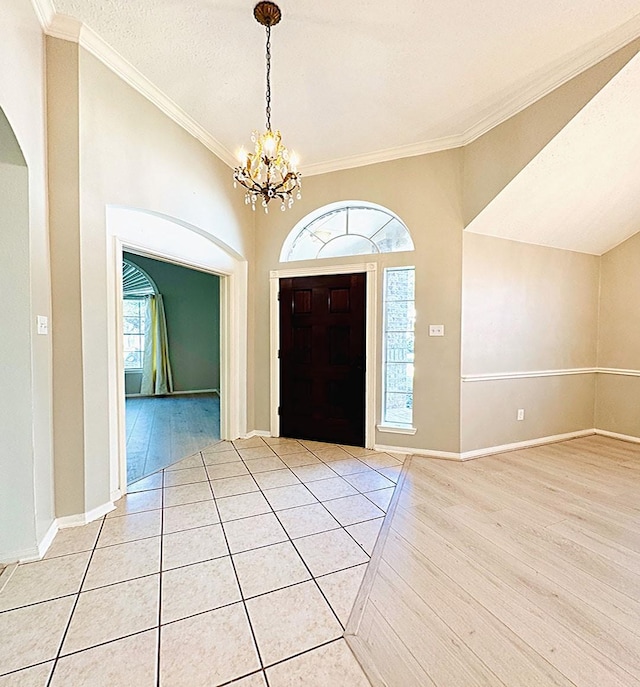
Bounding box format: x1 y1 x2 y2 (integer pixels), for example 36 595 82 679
307 211 346 244
123 315 142 334
386 300 414 331
124 351 142 370
288 229 323 261
373 218 415 253
123 299 141 316
385 267 415 300
385 363 414 393
385 332 414 363
318 234 377 259
347 207 390 238
123 334 143 352
384 392 413 426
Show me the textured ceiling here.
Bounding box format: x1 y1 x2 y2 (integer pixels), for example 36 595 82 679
466 50 640 255
51 0 640 173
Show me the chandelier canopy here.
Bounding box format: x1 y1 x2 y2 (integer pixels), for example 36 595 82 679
233 1 302 213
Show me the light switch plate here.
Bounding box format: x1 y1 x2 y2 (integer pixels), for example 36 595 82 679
37 315 48 335
429 324 444 337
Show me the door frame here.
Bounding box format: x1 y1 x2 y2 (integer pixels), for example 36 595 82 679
269 262 378 448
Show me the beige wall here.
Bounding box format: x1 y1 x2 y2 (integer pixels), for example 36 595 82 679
461 375 597 452
597 231 640 369
595 231 640 437
462 234 599 374
254 151 465 453
47 37 86 517
47 40 255 517
0 0 55 560
460 233 600 452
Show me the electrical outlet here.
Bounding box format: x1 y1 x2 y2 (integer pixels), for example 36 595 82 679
517 408 525 421
429 324 444 337
37 316 48 335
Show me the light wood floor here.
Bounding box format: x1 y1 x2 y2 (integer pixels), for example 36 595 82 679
125 393 220 483
347 435 640 687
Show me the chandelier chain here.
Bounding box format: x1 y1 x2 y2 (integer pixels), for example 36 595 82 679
265 24 272 131
233 2 301 212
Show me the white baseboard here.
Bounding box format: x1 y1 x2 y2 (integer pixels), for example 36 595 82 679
459 429 597 460
36 520 60 560
2 501 116 565
1 545 39 564
57 500 116 529
242 430 271 439
1 518 60 563
594 428 640 444
378 429 599 463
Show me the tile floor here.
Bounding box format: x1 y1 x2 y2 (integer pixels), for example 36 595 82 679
0 436 405 686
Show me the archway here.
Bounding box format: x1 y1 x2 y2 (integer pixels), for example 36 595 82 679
0 108 38 560
106 206 248 498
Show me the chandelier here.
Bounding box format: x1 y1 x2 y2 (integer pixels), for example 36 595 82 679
233 1 302 213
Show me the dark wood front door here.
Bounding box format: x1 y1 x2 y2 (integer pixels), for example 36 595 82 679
279 273 366 446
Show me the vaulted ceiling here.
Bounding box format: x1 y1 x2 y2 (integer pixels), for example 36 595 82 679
50 0 640 175
466 49 640 255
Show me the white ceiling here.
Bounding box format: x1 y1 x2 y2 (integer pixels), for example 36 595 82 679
49 0 640 174
466 49 640 256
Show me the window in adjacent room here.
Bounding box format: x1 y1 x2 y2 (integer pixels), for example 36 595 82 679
122 259 156 370
382 266 415 428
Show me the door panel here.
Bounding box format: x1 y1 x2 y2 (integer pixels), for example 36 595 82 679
279 273 366 446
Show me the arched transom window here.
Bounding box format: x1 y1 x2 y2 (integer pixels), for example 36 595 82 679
280 201 414 262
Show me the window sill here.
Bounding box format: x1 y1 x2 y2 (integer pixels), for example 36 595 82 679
376 424 417 435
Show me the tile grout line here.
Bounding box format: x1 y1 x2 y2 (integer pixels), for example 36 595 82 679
204 450 272 687
44 514 108 687
155 466 165 687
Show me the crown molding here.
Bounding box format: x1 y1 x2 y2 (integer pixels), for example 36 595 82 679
47 12 82 41
459 11 640 147
31 3 640 177
33 4 237 169
302 13 640 178
30 0 55 29
299 134 465 177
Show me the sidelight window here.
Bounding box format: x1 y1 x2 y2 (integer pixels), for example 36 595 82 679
382 267 415 428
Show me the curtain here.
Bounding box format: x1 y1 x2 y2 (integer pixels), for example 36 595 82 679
141 294 174 395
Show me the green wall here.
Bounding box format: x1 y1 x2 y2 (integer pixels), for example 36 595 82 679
124 252 220 394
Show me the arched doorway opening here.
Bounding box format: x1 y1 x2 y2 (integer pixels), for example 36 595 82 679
0 107 40 561
106 206 248 498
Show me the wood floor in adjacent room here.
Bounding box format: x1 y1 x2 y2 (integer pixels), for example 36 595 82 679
347 435 640 687
125 393 220 483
